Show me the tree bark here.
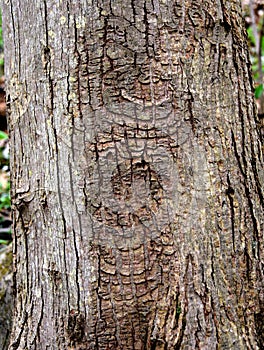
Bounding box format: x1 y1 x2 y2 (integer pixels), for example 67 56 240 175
3 0 264 349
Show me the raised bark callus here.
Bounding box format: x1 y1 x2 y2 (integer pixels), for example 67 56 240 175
3 0 264 349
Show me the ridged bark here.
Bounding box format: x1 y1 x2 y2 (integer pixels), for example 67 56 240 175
3 0 264 349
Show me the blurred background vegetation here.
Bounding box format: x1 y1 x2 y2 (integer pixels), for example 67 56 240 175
243 0 264 114
0 10 10 248
0 2 263 247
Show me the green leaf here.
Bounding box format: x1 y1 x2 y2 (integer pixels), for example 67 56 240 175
0 131 8 140
255 84 264 99
0 239 11 244
247 26 256 46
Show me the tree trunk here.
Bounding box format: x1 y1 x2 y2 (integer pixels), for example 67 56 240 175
3 0 264 349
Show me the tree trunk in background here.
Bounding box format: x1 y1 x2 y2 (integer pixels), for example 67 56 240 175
3 0 264 349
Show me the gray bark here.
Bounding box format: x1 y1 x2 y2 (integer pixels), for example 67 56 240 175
2 0 264 349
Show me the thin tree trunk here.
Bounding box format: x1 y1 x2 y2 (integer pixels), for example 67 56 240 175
3 0 264 349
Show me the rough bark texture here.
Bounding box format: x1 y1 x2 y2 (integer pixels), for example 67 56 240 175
2 0 264 349
0 245 13 350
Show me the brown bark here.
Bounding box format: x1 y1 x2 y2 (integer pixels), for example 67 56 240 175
2 0 264 349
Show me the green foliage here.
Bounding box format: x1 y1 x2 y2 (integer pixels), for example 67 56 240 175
245 10 264 102
247 26 256 47
0 185 10 210
0 239 10 245
255 83 264 99
0 131 7 141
